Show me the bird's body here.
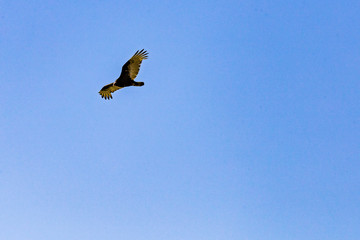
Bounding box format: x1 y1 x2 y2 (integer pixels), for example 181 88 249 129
99 49 148 99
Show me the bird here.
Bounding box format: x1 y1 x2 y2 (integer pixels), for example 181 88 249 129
99 49 149 100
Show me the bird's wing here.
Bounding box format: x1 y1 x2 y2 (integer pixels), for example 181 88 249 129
118 49 148 81
98 83 122 99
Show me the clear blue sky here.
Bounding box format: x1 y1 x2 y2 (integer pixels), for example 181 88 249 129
1 1 359 239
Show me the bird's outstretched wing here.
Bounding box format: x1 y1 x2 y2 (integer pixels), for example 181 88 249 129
98 83 122 100
117 49 148 81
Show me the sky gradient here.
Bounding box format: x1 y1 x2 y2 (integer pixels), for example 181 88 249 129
1 1 360 239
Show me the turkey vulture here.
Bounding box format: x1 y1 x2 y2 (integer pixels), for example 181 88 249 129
99 49 148 99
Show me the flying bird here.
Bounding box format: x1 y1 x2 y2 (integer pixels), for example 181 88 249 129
99 49 149 99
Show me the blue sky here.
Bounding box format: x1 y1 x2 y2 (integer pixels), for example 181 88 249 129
1 1 359 239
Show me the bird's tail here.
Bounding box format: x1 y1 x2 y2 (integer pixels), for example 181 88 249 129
133 81 144 86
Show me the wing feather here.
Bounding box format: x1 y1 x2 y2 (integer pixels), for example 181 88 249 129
98 83 122 100
119 49 148 80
